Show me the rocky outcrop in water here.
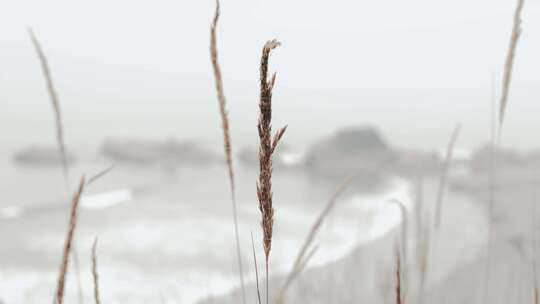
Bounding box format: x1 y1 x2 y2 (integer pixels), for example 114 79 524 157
236 126 441 179
100 138 220 165
13 146 76 166
305 126 395 177
452 145 540 192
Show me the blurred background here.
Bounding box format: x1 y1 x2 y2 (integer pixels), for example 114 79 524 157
0 0 539 303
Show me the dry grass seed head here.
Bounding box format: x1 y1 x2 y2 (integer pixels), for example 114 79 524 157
257 39 283 260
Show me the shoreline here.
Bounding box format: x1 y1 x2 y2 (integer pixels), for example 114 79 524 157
198 177 489 303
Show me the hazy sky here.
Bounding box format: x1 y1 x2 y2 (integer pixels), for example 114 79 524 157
0 0 539 151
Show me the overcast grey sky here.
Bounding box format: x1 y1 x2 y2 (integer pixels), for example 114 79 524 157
0 0 539 150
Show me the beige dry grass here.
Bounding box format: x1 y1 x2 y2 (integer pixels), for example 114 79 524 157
388 198 409 302
91 238 101 304
278 175 354 302
28 29 69 189
395 243 403 304
54 177 85 304
209 1 246 303
87 165 114 186
434 124 461 229
414 176 424 244
29 30 87 304
483 75 498 304
251 232 262 304
485 0 526 301
498 0 525 131
418 212 431 304
257 39 285 304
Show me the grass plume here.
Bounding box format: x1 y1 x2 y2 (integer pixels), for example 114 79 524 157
54 176 85 304
28 28 69 189
498 0 525 132
209 1 246 303
486 0 526 298
257 39 284 304
29 30 88 304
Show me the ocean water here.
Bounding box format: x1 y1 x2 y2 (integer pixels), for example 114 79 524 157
0 151 486 303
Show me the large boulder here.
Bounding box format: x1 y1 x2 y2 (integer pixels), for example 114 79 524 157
306 126 394 177
13 145 76 166
100 138 220 165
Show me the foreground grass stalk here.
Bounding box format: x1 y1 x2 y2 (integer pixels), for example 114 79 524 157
388 198 408 301
278 175 354 302
483 76 498 304
423 126 460 303
418 211 432 304
434 125 461 229
209 1 246 303
498 0 525 132
91 238 101 304
30 29 87 304
486 0 525 301
87 165 114 186
28 29 69 189
533 195 538 304
55 177 85 304
251 232 262 304
257 39 285 304
396 242 403 304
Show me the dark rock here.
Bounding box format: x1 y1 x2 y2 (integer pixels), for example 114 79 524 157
305 126 394 178
13 145 76 166
101 138 220 165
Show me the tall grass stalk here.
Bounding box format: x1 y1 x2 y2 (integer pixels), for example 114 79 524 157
418 209 432 304
395 242 403 304
278 175 354 302
91 238 101 304
414 175 424 240
483 75 498 304
209 1 246 303
251 232 262 304
30 29 86 304
54 177 85 304
533 196 538 304
434 125 461 229
87 165 114 186
498 0 525 133
257 39 285 304
28 29 69 189
388 199 408 301
486 0 526 301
